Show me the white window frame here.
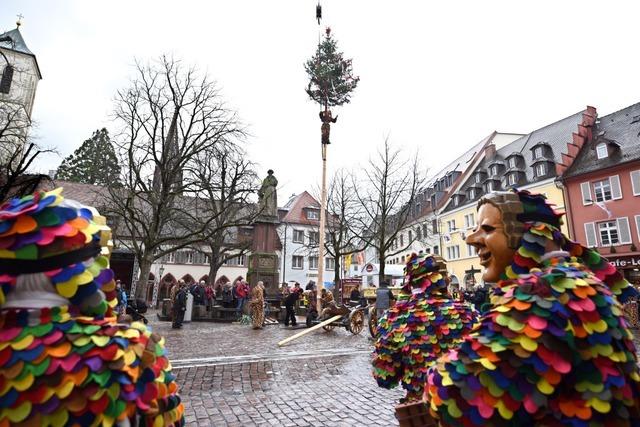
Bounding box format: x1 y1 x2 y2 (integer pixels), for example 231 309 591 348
631 170 640 196
486 181 495 192
464 213 475 229
309 256 319 270
490 165 499 176
467 244 476 257
533 146 544 159
306 210 319 220
596 143 608 159
535 163 547 177
598 220 619 246
593 179 612 202
292 255 304 269
635 215 640 242
309 231 319 245
475 174 482 184
325 257 335 270
292 229 305 243
468 188 476 199
508 173 518 185
447 220 456 233
508 157 517 168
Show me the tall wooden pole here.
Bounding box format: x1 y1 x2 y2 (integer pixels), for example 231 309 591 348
316 119 328 314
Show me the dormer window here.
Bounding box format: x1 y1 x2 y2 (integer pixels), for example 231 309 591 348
306 209 319 220
596 143 608 159
508 157 517 168
468 188 476 200
474 174 482 184
490 165 500 176
533 146 544 159
534 163 547 177
507 173 517 186
485 181 495 192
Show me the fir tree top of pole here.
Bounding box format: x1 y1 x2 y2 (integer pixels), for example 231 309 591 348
304 27 359 108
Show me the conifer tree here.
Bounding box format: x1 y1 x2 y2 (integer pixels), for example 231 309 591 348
57 128 121 185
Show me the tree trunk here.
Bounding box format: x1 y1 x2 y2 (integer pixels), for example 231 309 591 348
208 262 220 286
333 255 341 301
136 257 153 300
378 251 386 285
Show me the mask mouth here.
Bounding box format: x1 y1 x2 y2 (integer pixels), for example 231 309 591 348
478 250 492 267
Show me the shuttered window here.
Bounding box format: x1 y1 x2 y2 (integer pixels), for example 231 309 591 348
617 217 632 244
635 215 640 241
610 175 622 200
631 170 640 196
598 221 619 246
584 222 597 247
580 182 592 205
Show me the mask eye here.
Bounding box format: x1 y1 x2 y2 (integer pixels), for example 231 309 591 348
481 225 496 233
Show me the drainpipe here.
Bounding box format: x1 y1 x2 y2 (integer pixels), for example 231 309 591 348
555 178 575 240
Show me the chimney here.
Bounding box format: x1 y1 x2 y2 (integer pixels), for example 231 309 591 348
484 144 496 160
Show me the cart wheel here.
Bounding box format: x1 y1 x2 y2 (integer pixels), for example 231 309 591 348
348 309 365 335
368 306 378 338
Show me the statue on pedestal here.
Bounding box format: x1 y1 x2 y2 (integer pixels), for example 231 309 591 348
258 169 278 219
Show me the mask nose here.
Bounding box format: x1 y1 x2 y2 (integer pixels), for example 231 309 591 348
466 228 483 249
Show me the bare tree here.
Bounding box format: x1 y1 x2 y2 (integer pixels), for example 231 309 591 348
302 169 368 287
0 63 52 202
354 139 426 282
105 56 245 299
187 144 260 284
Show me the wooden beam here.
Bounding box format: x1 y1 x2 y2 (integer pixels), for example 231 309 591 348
277 315 343 347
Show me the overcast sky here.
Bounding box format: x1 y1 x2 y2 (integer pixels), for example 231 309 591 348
3 1 640 200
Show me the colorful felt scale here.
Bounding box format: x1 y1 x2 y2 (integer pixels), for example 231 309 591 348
424 190 640 426
372 254 478 401
0 189 184 426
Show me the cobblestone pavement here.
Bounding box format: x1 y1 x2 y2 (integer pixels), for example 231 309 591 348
151 314 403 426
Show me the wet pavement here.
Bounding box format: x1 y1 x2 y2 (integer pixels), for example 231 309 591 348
152 313 640 426
152 314 403 426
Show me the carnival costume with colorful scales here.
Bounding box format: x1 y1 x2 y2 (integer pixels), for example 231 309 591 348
372 254 478 401
0 188 184 426
424 190 640 426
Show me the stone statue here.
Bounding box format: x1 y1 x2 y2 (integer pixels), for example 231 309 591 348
258 169 278 218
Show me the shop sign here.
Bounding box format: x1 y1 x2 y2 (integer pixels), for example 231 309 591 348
365 264 374 273
608 255 640 269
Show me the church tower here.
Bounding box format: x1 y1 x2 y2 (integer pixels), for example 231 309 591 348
0 21 42 159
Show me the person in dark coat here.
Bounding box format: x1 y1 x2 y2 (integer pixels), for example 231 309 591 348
172 283 188 329
284 282 303 326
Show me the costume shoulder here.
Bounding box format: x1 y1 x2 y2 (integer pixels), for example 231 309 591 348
0 308 184 426
425 258 640 426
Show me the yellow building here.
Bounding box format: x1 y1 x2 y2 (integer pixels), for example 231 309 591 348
438 109 586 288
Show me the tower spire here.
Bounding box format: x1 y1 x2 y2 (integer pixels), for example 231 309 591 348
16 14 23 28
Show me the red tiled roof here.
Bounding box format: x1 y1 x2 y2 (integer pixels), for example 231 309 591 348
280 191 321 226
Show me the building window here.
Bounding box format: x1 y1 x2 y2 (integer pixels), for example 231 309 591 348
593 179 612 202
453 196 460 206
416 226 422 240
490 165 499 176
193 251 210 265
306 210 319 220
598 221 619 246
467 244 476 257
399 233 404 246
447 220 456 233
433 245 439 255
293 230 305 243
0 65 14 94
468 188 476 200
224 254 246 266
309 256 318 270
475 174 482 184
446 245 460 260
508 157 517 168
464 213 475 229
430 195 437 207
533 146 544 159
175 251 194 264
309 231 319 244
292 255 304 269
534 163 547 177
325 258 335 270
423 224 429 238
507 173 518 186
485 181 494 192
431 219 438 234
425 248 431 254
596 143 608 159
408 230 413 241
